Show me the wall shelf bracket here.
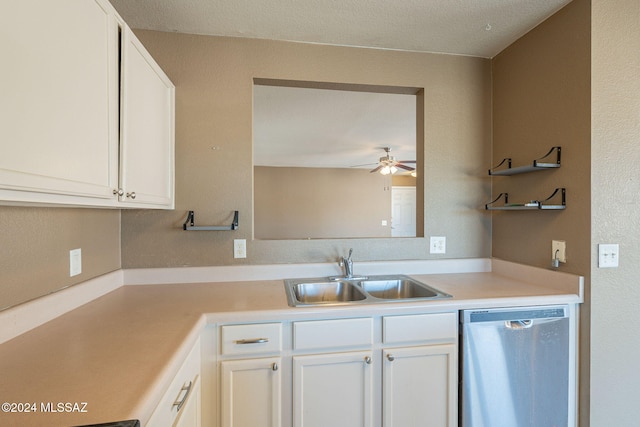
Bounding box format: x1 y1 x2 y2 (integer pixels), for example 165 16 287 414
183 210 239 231
485 188 566 211
489 146 561 176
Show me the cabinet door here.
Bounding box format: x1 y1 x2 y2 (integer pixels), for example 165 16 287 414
0 0 119 204
147 339 201 427
293 352 373 427
221 357 281 427
120 26 175 208
174 376 201 427
383 345 457 427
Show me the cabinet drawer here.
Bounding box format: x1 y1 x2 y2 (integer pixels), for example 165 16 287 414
383 312 457 344
221 323 282 355
147 338 201 426
294 318 373 351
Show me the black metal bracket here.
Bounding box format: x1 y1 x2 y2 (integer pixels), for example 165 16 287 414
183 210 239 231
488 158 512 175
485 188 565 210
533 146 561 167
489 146 561 176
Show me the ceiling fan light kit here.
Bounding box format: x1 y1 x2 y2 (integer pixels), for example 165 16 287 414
370 147 415 175
379 165 398 175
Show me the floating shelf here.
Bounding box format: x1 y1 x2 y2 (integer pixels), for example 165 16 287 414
485 188 566 211
183 210 239 231
489 146 561 176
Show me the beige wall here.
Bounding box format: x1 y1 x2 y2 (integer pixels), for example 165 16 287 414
0 206 120 310
3 4 638 425
491 0 591 424
492 0 591 273
591 0 640 425
121 33 492 267
254 167 392 239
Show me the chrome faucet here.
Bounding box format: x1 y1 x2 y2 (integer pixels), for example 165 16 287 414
341 248 354 278
330 249 367 281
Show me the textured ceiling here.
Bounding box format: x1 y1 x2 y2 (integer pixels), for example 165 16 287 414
253 85 417 169
108 0 573 169
109 0 572 58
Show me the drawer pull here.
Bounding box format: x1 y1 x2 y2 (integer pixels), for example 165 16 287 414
172 380 193 412
387 354 395 362
272 362 278 371
364 356 372 365
235 338 269 345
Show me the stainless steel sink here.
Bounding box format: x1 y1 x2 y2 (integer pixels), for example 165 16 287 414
359 278 440 299
289 281 367 304
284 275 451 307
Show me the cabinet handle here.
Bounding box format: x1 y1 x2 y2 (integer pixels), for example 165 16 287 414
172 380 193 413
272 362 278 371
235 338 269 344
126 192 136 199
113 188 124 196
387 354 395 362
364 356 372 365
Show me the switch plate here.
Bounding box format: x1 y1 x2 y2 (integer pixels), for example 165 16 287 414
70 248 82 277
234 239 247 259
430 236 446 254
552 240 567 263
598 244 619 268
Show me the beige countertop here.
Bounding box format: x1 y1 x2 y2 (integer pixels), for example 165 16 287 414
0 268 582 426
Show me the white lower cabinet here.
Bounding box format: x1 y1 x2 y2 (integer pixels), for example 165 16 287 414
220 357 282 427
381 312 458 427
382 345 457 427
217 322 283 427
147 339 201 427
174 375 201 427
291 317 374 427
212 312 457 427
293 351 373 427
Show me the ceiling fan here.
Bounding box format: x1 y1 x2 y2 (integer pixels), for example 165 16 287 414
368 147 415 175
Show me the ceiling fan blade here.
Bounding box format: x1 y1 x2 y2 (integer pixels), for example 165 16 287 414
397 160 416 163
350 162 378 168
370 165 383 173
396 163 415 171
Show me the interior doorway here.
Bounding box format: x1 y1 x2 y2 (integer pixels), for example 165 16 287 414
391 186 416 237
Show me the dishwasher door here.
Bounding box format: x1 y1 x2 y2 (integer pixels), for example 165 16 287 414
461 305 570 427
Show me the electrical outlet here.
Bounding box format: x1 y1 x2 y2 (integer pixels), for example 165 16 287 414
598 244 619 268
430 236 446 254
552 240 566 263
70 248 82 277
234 239 247 259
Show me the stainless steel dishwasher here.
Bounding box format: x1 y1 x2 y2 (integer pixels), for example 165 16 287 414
460 305 572 427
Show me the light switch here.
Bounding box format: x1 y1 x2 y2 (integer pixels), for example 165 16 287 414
598 244 619 268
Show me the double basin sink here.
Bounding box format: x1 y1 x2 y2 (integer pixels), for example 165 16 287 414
284 274 451 307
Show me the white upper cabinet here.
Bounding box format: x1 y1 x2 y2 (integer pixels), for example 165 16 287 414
0 0 174 209
0 0 118 203
119 26 175 208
